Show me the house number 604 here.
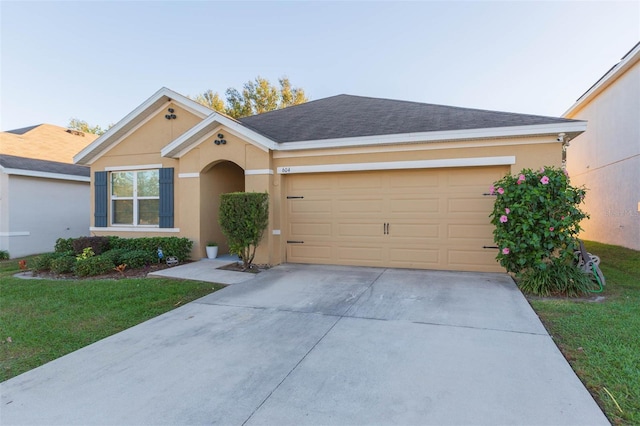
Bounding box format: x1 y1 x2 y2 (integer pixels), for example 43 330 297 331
280 167 291 174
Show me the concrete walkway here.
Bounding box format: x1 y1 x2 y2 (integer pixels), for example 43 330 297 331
148 256 256 285
1 264 608 425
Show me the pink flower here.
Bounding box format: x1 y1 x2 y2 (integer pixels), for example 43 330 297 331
500 215 508 223
497 187 505 195
489 185 495 195
561 216 565 220
549 227 554 232
505 208 511 214
517 174 526 184
563 169 570 178
539 167 545 173
502 248 510 255
540 176 550 185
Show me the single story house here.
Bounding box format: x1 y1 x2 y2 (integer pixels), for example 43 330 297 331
564 42 640 251
0 154 90 257
74 88 586 272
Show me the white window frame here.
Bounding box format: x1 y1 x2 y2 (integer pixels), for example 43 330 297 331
110 169 160 227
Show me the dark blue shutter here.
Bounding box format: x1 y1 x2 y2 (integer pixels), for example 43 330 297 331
94 171 108 227
159 168 174 228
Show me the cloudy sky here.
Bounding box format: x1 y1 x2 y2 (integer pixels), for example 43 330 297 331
1 1 638 131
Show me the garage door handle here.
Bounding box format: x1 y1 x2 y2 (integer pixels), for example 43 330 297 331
383 223 390 235
483 245 499 249
287 240 304 244
287 196 304 199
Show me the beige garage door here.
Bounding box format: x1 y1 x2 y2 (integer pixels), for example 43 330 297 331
284 166 507 272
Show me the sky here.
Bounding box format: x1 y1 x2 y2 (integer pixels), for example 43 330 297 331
1 1 638 132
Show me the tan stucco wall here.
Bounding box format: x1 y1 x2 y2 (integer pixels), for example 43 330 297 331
565 60 640 250
273 136 563 174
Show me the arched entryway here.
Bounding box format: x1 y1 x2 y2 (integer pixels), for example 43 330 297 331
199 161 244 257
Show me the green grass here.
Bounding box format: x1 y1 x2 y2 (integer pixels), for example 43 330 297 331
0 258 222 382
529 241 640 425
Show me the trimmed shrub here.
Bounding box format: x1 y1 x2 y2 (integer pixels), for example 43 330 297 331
72 236 110 255
219 192 269 270
120 250 156 269
75 255 115 277
33 251 73 271
101 248 130 266
109 237 192 261
54 238 74 253
50 255 77 274
0 250 9 260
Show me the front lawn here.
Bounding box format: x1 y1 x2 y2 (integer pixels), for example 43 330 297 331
0 258 222 382
529 241 640 425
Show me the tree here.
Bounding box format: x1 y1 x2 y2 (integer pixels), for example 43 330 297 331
490 166 591 296
192 75 308 118
68 118 109 136
192 89 225 113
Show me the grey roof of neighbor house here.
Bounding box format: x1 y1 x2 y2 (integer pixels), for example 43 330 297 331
0 154 90 177
4 124 42 135
238 94 582 143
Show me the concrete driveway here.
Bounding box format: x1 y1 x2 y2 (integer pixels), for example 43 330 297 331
1 264 607 425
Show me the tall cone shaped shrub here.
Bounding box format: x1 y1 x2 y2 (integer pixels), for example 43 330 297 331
490 166 591 295
218 192 269 270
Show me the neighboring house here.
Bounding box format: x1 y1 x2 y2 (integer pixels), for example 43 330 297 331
1 123 97 164
564 42 640 251
0 154 90 257
75 88 585 272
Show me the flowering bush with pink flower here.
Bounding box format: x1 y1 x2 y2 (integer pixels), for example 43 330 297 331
490 166 589 294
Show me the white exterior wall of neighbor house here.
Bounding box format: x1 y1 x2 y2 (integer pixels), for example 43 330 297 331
0 175 90 257
565 45 640 251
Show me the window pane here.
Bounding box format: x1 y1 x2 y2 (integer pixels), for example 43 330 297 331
113 200 133 224
137 170 159 197
138 199 159 225
112 172 133 197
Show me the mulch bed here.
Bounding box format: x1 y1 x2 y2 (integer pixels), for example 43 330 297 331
25 262 179 281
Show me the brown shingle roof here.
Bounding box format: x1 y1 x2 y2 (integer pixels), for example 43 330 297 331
0 124 98 164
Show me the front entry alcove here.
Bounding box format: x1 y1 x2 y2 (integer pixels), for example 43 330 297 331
199 160 245 257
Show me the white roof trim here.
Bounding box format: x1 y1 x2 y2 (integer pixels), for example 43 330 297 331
275 122 587 151
74 87 213 165
0 166 90 182
161 113 277 158
90 226 180 233
564 43 640 117
277 156 516 175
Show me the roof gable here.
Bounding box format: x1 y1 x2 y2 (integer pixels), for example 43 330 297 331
74 87 213 165
239 94 582 143
564 42 640 117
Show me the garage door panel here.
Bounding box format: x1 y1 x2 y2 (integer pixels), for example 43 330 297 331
448 249 501 272
337 246 384 263
289 222 332 237
289 199 332 214
389 197 440 213
448 223 494 239
389 223 440 238
285 166 506 272
448 197 494 214
337 198 384 214
337 173 382 189
389 172 439 188
288 244 332 262
338 223 383 237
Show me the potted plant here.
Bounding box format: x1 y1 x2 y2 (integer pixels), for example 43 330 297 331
205 242 218 259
